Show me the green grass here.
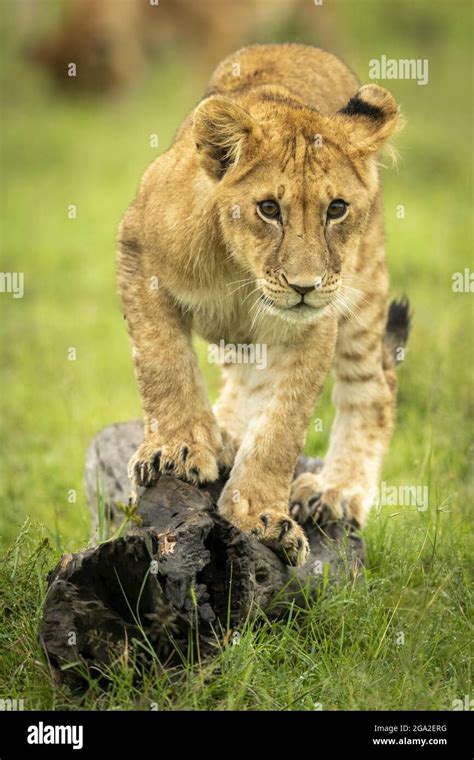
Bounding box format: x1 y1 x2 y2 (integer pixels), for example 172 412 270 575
0 512 471 710
0 0 472 710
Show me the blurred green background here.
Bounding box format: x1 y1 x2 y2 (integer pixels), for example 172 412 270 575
0 0 472 552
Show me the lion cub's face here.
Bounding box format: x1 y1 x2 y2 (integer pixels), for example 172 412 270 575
194 86 399 323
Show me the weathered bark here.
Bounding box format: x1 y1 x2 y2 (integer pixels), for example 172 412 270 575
40 421 364 683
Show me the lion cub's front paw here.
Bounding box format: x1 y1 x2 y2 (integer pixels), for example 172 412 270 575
128 433 220 489
225 508 309 566
290 473 362 526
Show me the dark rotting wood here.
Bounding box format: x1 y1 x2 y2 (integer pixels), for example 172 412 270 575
39 421 364 683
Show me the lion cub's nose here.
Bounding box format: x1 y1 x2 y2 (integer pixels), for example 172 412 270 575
288 282 316 295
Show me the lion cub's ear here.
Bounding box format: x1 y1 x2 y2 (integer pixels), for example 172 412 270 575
336 84 402 156
193 96 263 179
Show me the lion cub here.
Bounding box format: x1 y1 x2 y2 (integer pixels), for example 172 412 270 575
117 44 402 566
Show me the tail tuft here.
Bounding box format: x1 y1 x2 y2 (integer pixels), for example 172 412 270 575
384 297 411 365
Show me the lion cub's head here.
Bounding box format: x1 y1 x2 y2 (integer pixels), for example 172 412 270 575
193 85 401 323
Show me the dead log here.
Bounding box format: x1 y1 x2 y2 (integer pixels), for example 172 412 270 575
40 421 364 683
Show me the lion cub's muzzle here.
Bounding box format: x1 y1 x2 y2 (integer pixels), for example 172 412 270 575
260 271 341 319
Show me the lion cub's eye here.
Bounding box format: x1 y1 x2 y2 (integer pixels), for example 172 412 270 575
327 199 348 220
257 199 281 221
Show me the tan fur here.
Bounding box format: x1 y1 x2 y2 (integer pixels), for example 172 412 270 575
117 44 402 565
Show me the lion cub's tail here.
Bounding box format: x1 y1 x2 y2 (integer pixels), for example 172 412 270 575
384 296 411 366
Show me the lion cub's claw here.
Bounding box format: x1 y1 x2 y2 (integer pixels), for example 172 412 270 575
290 473 352 525
128 439 219 489
241 512 309 566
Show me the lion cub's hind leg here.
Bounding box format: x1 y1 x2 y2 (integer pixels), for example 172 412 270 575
291 292 401 529
212 363 252 475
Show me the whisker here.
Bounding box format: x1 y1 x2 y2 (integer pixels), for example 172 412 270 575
248 302 263 326
224 282 255 298
341 282 365 295
248 293 265 314
249 302 262 332
341 298 364 326
340 284 372 307
332 292 363 326
251 304 266 333
342 274 373 286
226 277 256 287
241 285 263 305
250 295 271 332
